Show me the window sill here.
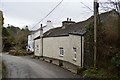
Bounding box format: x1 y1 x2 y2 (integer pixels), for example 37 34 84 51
59 55 64 57
73 58 76 61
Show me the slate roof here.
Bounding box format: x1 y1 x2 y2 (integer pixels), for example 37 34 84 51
43 21 87 38
34 9 119 40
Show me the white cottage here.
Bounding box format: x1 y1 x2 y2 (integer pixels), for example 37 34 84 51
27 20 53 52
34 18 86 68
27 32 35 52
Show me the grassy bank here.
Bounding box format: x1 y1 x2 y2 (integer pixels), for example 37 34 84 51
82 68 119 79
2 61 7 78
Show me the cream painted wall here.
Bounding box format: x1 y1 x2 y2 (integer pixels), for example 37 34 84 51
27 34 34 52
34 39 42 56
43 36 69 61
69 34 81 67
42 34 84 67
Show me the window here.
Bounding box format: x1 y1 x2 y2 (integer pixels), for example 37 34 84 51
37 45 39 48
73 47 77 60
37 45 39 51
29 46 30 48
59 47 64 57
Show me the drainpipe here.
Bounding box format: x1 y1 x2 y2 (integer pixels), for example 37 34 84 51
81 36 82 67
81 35 84 68
40 24 43 57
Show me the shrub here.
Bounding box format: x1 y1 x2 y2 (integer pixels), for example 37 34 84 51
9 49 28 56
9 50 16 55
77 67 86 75
2 62 7 78
111 51 120 76
82 68 106 78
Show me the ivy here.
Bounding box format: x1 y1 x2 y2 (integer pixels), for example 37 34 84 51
84 22 94 67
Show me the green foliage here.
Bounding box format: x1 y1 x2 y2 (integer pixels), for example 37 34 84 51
2 27 10 37
82 68 115 78
15 27 29 49
2 26 30 52
0 10 4 25
111 50 120 77
111 50 120 68
9 49 28 56
96 11 120 69
2 61 7 78
2 27 14 51
84 22 94 67
82 68 120 79
77 67 86 75
83 68 99 78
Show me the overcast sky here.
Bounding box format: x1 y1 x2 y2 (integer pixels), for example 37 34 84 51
0 0 113 30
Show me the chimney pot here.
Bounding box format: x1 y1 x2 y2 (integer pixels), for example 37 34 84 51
40 24 43 37
67 18 69 21
40 24 43 30
47 20 51 22
46 20 53 27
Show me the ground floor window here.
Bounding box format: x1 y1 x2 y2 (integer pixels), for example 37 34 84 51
73 47 77 60
59 47 64 57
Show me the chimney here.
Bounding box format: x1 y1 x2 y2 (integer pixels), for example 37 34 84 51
47 20 53 27
67 18 69 21
40 24 43 38
40 24 43 57
62 18 75 29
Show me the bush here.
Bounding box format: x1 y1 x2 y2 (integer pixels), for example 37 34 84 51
77 67 86 75
111 52 120 68
111 51 120 76
9 49 28 56
82 68 106 78
2 62 7 78
9 50 16 55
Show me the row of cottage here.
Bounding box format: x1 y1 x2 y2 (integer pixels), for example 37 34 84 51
27 18 85 69
27 10 119 71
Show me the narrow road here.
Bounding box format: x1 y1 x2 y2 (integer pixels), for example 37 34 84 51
2 53 81 78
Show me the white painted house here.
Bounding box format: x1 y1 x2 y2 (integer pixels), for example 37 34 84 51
27 20 53 52
34 18 86 68
27 32 35 52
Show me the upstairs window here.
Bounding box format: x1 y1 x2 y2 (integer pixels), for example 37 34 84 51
73 47 77 60
59 47 64 57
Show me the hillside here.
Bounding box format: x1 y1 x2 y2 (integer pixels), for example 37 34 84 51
7 26 21 37
2 26 30 51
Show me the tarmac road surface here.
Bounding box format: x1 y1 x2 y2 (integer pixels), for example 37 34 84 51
2 53 81 78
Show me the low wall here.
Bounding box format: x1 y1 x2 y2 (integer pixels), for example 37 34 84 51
41 56 79 73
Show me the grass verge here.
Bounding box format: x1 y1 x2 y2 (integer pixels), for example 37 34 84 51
2 61 7 78
82 68 119 79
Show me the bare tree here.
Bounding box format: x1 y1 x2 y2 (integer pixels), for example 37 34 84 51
99 0 120 13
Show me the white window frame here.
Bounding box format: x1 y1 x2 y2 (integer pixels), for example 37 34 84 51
73 47 77 61
59 47 64 57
